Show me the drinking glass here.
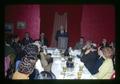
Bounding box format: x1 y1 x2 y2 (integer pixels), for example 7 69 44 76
77 71 82 79
62 66 67 78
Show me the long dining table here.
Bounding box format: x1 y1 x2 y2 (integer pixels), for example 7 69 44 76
46 48 97 79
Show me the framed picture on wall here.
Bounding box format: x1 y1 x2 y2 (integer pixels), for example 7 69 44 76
17 21 26 29
5 22 14 33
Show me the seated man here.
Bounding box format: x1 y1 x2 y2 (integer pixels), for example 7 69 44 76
80 41 100 74
74 37 85 50
11 34 22 64
39 33 48 46
22 32 33 46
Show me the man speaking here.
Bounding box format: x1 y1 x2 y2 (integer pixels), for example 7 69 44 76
55 25 68 49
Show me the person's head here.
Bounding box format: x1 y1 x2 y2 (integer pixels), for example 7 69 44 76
45 53 51 59
102 47 113 59
40 33 45 39
5 34 13 44
14 34 20 43
60 25 64 31
91 43 97 51
85 40 92 49
32 41 41 52
24 32 30 38
102 38 107 44
18 44 39 75
18 55 37 75
23 44 39 57
79 37 84 43
110 41 115 48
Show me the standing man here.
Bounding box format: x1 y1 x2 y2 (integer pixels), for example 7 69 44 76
55 25 68 49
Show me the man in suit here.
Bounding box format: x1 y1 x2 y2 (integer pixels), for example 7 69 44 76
39 33 48 46
55 25 68 49
80 41 100 74
74 37 85 50
22 32 33 46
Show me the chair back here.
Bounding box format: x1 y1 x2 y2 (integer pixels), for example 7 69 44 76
37 71 56 79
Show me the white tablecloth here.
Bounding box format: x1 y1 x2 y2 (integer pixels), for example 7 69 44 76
51 57 95 79
36 48 96 79
35 59 44 73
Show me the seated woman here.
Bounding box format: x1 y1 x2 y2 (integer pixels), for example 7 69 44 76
21 32 33 46
12 44 38 79
92 47 114 79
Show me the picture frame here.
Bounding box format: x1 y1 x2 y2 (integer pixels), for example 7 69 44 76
17 21 26 29
4 22 14 33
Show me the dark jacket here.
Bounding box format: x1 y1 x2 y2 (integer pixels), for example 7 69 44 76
11 42 22 61
55 30 68 41
93 57 105 74
39 38 48 46
99 43 109 50
81 50 99 74
22 37 33 46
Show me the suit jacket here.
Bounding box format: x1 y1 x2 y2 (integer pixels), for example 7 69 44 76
11 42 22 60
81 50 99 74
74 42 85 49
22 37 33 46
39 38 48 46
92 57 105 74
55 30 68 41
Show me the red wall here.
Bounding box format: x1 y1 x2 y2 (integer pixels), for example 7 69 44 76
40 5 55 46
5 5 115 47
81 5 115 45
5 5 40 40
40 5 115 47
40 5 83 47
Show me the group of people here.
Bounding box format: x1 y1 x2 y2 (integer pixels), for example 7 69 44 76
5 30 115 79
5 32 50 79
74 37 115 79
12 43 55 79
